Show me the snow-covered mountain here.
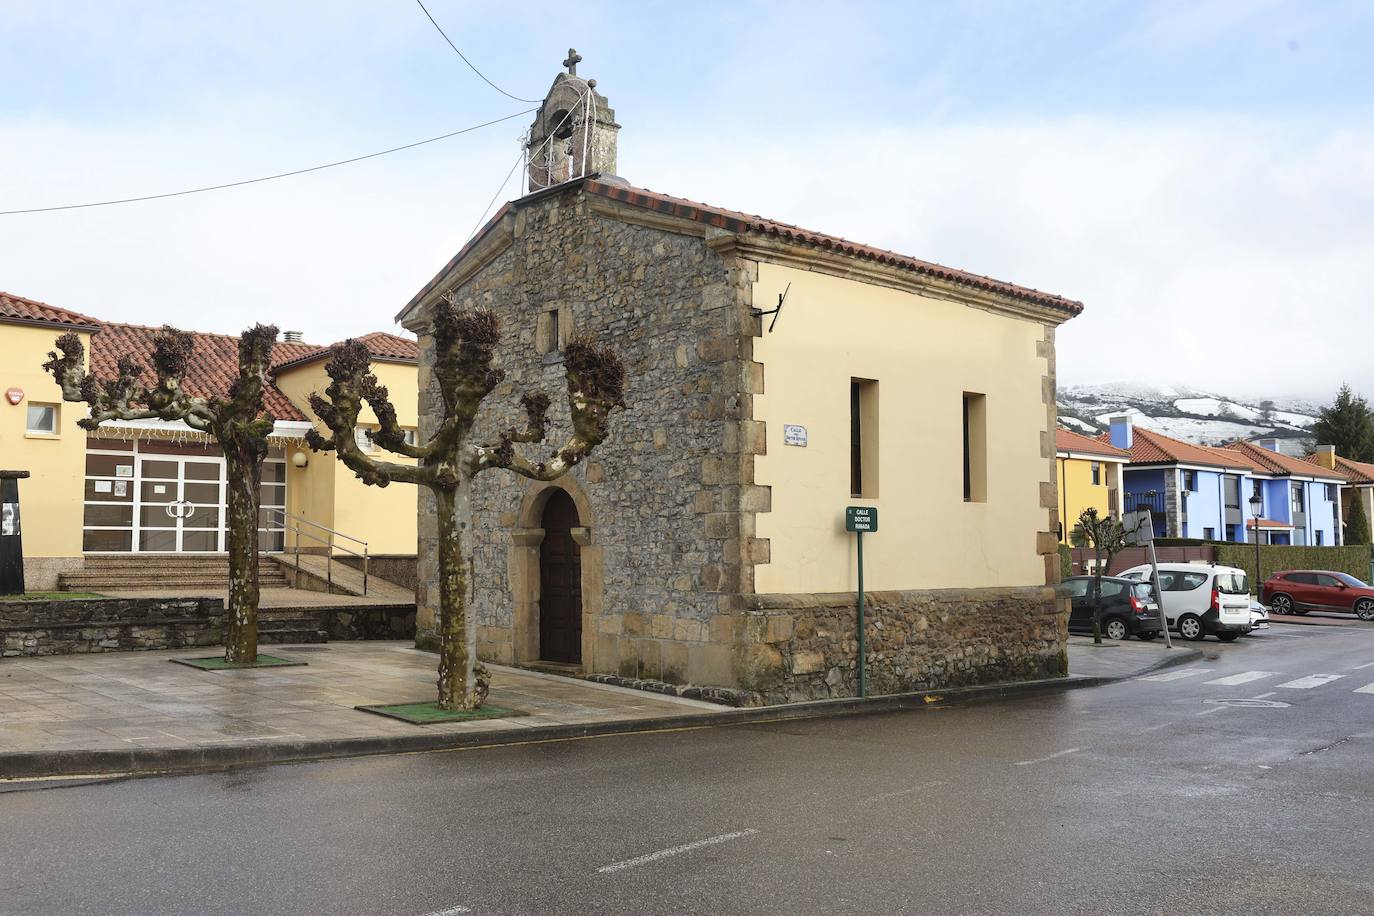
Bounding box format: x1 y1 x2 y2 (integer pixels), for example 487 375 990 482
1058 382 1320 455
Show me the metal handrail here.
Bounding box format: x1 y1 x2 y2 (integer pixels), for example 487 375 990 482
262 507 369 595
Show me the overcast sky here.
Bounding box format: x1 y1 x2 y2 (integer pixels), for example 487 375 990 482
2 1 1371 400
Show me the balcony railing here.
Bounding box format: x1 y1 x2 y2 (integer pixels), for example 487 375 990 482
1124 491 1166 515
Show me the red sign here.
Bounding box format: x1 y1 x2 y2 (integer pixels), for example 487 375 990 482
4 388 22 406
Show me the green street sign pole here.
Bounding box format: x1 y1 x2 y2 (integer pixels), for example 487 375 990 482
845 506 877 699
856 529 866 698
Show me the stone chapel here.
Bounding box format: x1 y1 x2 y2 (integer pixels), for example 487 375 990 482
397 54 1083 703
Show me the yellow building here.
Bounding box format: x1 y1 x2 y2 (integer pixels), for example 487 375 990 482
1055 427 1130 542
0 291 418 590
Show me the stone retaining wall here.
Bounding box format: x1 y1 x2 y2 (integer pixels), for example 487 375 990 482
0 597 224 657
737 587 1067 704
323 605 416 641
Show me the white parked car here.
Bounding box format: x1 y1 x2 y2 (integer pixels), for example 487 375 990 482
1117 562 1253 642
1248 600 1270 633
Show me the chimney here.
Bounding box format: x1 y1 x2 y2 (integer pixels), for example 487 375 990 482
1256 437 1279 452
283 331 304 343
1108 414 1134 451
1314 444 1337 469
526 51 621 192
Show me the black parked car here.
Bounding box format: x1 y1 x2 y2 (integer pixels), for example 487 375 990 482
1063 575 1164 641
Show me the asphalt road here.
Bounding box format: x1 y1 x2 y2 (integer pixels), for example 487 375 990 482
5 624 1374 916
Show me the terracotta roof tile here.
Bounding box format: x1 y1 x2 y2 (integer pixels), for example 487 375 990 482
1056 427 1129 459
271 331 419 374
399 176 1085 320
1224 441 1349 480
1305 453 1374 485
91 323 318 421
583 180 1084 315
0 290 101 331
1098 427 1255 471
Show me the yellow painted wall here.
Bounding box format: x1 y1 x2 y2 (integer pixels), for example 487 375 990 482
1056 455 1118 543
752 262 1053 593
275 358 418 555
0 322 89 558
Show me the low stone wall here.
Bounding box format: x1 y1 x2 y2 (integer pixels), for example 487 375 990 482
0 597 224 657
335 555 419 594
322 604 416 641
736 586 1067 704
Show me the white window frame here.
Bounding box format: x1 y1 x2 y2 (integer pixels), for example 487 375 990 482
25 402 59 436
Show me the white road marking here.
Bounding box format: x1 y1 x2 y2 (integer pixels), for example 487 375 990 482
1204 671 1277 686
1137 669 1204 682
1196 706 1227 716
1277 674 1345 690
1014 747 1083 766
422 907 472 915
1354 662 1374 670
597 829 760 874
1253 692 1276 699
1354 683 1374 694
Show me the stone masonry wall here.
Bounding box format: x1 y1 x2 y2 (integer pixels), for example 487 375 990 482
737 587 1067 704
413 185 748 683
0 597 225 657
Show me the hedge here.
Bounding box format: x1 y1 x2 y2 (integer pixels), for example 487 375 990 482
1059 544 1072 580
1216 544 1374 585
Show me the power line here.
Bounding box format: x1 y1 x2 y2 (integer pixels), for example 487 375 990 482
414 0 541 104
0 108 535 216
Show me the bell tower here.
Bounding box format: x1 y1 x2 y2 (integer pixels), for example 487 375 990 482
526 49 620 192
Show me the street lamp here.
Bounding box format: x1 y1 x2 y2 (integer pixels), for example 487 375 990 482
1249 492 1264 592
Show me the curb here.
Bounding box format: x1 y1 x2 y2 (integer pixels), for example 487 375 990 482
0 651 1202 780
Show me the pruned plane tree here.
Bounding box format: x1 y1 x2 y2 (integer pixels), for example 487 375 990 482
306 299 625 710
44 325 280 663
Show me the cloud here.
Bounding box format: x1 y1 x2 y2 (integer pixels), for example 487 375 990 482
2 97 1371 402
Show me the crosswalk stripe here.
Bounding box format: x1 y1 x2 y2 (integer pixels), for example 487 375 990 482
1276 674 1345 690
1354 683 1374 694
1203 671 1277 686
1138 669 1203 682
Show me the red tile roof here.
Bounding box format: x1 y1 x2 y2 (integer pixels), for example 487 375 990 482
1224 441 1349 480
1306 453 1374 485
91 323 320 421
399 175 1085 320
271 331 418 374
1252 518 1294 529
0 290 101 331
1056 427 1129 459
1100 427 1255 471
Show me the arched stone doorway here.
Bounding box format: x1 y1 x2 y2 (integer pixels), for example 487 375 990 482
538 490 582 664
509 478 602 670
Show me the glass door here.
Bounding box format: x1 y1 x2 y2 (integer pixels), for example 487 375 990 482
135 454 225 552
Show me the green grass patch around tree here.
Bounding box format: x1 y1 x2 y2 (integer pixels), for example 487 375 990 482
2 591 105 601
171 654 307 670
355 702 528 725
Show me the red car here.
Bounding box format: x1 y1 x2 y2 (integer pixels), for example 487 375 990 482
1261 570 1374 621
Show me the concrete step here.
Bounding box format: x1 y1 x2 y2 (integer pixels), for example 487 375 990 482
59 574 291 588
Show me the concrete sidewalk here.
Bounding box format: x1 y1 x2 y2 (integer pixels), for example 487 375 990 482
0 638 1195 778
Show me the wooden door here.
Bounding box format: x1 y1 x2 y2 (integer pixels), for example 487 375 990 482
539 490 583 664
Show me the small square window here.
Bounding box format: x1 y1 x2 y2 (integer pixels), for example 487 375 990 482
403 428 419 447
1091 462 1101 486
26 403 58 435
354 427 376 452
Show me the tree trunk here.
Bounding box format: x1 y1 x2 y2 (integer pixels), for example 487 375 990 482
433 480 478 710
223 439 263 664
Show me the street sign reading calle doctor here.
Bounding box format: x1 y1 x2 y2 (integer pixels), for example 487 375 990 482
845 506 877 532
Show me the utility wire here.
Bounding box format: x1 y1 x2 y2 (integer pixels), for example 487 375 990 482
0 108 535 216
414 0 541 104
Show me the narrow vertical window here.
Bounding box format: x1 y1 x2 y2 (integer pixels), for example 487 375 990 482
850 378 878 498
1091 462 1101 486
963 392 986 502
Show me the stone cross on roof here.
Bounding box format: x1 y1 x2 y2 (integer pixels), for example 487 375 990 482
563 48 582 75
